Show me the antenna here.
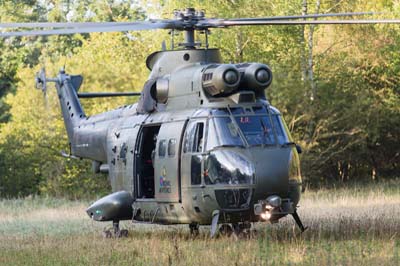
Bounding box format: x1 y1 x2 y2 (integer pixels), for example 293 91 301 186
161 40 166 51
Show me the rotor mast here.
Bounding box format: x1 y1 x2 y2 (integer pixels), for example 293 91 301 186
173 8 206 49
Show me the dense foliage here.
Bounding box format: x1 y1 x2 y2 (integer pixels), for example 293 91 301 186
0 0 399 198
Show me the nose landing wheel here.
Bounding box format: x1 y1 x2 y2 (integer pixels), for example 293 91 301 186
219 222 252 239
102 220 129 238
189 222 200 236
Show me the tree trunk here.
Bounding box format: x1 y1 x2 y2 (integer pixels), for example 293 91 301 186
308 0 320 101
235 30 244 63
300 0 308 83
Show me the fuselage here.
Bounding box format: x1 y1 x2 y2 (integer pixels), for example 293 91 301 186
76 102 301 225
54 48 302 225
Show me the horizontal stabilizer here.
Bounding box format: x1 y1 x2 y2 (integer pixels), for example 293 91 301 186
77 92 141 98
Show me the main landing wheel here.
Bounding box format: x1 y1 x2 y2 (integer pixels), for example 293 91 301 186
219 224 234 237
232 222 253 239
189 223 200 236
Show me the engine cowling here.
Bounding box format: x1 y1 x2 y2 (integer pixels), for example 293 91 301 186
237 63 273 92
202 64 240 96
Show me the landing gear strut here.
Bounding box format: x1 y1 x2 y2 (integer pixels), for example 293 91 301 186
189 222 199 236
291 210 308 233
103 220 129 238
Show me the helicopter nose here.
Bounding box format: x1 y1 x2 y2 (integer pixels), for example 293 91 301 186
251 147 291 200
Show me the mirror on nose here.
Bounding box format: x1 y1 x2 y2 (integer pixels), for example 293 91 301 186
295 144 302 154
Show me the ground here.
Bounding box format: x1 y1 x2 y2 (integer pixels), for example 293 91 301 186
0 180 399 266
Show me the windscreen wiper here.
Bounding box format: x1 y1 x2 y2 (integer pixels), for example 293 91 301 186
281 142 302 154
281 142 296 147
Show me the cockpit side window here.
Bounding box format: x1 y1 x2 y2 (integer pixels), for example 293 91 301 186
183 121 204 153
271 115 289 145
193 123 204 153
183 123 195 153
191 155 202 185
183 120 206 185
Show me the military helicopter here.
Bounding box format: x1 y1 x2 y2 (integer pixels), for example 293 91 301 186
2 8 400 238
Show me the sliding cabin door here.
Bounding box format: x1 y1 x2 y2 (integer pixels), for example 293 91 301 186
154 121 186 202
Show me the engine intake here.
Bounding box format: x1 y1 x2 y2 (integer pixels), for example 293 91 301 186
202 64 240 96
237 63 273 92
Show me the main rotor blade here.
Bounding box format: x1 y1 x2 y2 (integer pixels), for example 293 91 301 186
230 12 378 21
202 19 400 28
0 12 377 29
0 21 177 37
0 21 134 28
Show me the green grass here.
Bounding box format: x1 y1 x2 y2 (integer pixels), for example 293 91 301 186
1 180 399 266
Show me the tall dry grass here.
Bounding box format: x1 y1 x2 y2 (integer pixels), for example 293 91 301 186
0 180 399 265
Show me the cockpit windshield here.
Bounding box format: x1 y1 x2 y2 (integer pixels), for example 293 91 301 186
205 150 254 185
205 106 290 150
206 116 244 150
234 115 275 145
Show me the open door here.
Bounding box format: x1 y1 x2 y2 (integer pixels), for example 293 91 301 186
135 124 160 199
154 121 186 202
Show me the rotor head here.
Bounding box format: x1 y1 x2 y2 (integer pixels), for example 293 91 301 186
35 68 47 95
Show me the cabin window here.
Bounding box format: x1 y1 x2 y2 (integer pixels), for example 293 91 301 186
191 155 202 185
158 139 167 157
168 139 176 156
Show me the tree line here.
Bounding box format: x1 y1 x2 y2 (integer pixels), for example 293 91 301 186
0 0 398 198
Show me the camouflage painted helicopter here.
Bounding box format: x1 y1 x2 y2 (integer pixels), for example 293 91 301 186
2 8 399 237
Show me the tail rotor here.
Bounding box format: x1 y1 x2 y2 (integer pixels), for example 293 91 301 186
35 67 48 96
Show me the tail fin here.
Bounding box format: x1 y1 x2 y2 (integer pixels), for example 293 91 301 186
55 70 85 144
36 69 86 150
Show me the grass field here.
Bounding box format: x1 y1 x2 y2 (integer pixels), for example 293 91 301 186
0 180 399 266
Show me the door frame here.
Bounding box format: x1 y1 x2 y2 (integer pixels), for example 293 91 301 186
134 123 161 200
